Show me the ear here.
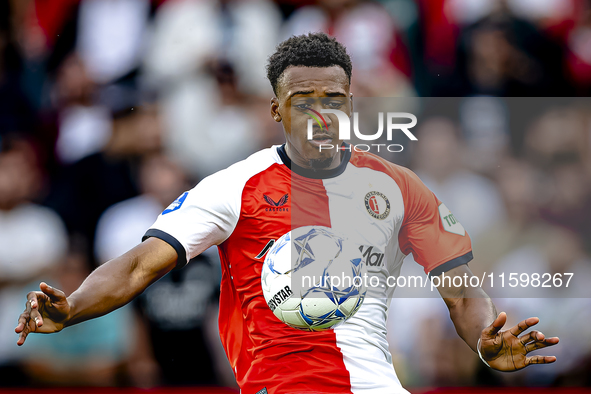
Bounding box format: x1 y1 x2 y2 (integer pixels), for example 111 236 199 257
348 92 354 117
271 97 282 122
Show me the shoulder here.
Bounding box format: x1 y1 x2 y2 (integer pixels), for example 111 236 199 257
349 150 421 188
179 146 284 217
348 151 436 222
199 146 283 188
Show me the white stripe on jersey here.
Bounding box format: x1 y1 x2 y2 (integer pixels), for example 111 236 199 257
324 163 409 393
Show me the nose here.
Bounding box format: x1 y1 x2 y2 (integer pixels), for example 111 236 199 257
308 107 331 130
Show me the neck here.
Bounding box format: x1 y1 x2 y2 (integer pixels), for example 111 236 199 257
284 144 342 171
278 144 351 180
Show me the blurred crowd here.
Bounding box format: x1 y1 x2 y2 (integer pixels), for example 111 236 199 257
0 0 590 390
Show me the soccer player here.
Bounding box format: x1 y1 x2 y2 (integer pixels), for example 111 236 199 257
16 33 558 393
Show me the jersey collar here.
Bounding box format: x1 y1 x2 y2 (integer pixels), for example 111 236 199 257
277 143 351 179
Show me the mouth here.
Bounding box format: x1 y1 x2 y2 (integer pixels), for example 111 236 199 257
308 134 334 147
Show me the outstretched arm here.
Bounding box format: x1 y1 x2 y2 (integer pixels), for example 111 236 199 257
436 264 559 371
15 237 177 345
435 265 497 352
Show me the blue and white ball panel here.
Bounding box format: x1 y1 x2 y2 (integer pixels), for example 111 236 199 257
262 225 367 332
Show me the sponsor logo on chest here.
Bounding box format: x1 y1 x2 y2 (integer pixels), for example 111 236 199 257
263 193 289 213
359 245 385 267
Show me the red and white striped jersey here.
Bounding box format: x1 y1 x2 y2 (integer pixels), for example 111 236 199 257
144 145 473 394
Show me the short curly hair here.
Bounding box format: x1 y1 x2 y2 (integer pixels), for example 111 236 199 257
266 32 352 96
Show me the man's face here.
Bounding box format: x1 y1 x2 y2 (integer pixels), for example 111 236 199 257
271 66 352 170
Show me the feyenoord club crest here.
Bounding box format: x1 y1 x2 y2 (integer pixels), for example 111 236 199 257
364 191 391 220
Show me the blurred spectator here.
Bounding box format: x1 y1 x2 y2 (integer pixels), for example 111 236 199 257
473 158 554 273
459 97 510 175
95 153 188 264
283 0 414 96
412 117 505 241
0 1 35 136
490 229 591 386
447 0 576 26
133 251 224 386
46 90 163 267
390 298 479 387
473 158 591 386
95 153 232 387
524 106 589 169
563 0 591 95
540 161 591 249
18 249 136 387
143 0 281 178
387 272 480 388
144 0 281 95
414 0 460 95
0 135 67 385
150 60 270 178
522 106 591 248
450 0 567 96
76 0 151 84
51 53 112 164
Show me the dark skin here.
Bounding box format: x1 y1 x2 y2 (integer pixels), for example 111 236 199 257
271 66 352 170
437 265 559 370
16 65 558 372
15 237 177 344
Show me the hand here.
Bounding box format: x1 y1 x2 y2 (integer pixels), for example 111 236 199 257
15 282 71 346
478 312 559 371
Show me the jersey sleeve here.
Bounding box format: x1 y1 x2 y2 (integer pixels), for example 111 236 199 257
397 168 473 276
143 173 241 269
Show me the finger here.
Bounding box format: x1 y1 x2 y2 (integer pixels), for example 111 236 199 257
26 311 38 333
483 311 507 337
509 317 539 337
26 291 39 311
519 330 545 345
30 307 44 328
15 312 30 333
40 282 66 302
17 326 29 346
526 355 557 365
18 291 44 335
525 337 560 353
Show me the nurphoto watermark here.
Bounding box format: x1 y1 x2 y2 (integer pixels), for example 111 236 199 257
306 109 418 153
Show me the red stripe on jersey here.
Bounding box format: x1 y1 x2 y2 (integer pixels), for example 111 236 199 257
218 163 353 394
291 172 332 230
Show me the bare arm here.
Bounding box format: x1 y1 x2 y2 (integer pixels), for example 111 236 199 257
67 237 177 325
436 264 559 371
436 264 496 352
15 237 178 344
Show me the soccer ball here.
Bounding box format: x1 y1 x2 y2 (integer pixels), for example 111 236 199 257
261 226 367 331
